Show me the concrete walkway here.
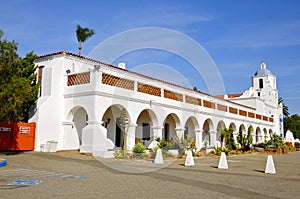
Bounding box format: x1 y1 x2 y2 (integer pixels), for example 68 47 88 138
0 151 299 198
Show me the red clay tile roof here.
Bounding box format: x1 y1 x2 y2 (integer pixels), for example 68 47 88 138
36 51 255 110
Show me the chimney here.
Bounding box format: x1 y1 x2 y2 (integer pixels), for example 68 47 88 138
118 62 126 69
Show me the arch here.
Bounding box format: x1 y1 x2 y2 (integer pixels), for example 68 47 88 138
256 127 261 144
247 125 254 135
184 116 200 140
239 124 246 134
263 128 268 142
135 109 158 147
216 121 226 146
202 118 214 147
101 104 130 148
229 122 237 132
163 113 181 142
237 124 246 146
66 106 88 149
269 129 273 137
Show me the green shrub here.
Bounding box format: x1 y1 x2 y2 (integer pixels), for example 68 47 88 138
216 147 229 156
285 142 295 151
114 149 130 159
151 145 173 158
267 134 284 148
132 143 146 154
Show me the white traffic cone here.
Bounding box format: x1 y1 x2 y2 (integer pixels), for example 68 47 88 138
154 149 164 164
265 155 276 174
185 150 195 166
218 152 228 169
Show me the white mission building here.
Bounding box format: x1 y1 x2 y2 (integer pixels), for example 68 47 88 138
30 51 283 157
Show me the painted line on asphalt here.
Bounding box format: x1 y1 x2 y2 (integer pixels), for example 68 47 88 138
0 165 87 179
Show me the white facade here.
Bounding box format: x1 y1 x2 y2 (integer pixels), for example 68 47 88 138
30 51 283 157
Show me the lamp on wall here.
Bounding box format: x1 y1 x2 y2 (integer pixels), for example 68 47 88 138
94 64 100 70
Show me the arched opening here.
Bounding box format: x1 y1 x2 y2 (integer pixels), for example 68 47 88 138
246 125 254 144
202 119 214 147
259 78 263 89
263 128 268 142
163 113 180 142
229 122 236 132
256 127 261 144
269 129 273 138
184 116 199 140
101 105 130 148
135 109 158 148
237 124 246 147
216 121 226 147
71 107 88 149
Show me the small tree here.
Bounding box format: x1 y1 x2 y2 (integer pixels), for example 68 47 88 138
132 143 146 158
119 108 129 151
278 97 289 118
76 25 95 55
176 133 196 157
0 30 39 122
221 128 237 150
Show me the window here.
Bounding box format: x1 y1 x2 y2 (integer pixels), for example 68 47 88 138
164 123 169 140
142 123 150 141
259 79 263 89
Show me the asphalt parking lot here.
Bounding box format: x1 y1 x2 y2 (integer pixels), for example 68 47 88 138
0 151 300 199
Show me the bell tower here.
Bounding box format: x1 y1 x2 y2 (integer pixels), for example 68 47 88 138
252 61 278 106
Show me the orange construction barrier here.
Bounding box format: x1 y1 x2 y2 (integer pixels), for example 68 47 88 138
0 122 36 151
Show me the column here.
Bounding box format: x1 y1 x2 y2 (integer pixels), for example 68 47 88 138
251 132 256 145
210 131 217 148
232 131 238 145
127 123 137 150
80 120 109 156
258 134 264 144
152 126 163 139
194 129 202 150
250 131 257 144
175 128 184 141
148 126 163 148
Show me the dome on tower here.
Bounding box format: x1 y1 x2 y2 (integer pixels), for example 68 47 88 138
254 61 273 76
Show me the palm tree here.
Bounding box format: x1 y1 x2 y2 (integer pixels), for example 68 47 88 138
278 97 289 117
76 25 95 56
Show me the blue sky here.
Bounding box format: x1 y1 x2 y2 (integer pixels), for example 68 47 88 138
1 0 300 114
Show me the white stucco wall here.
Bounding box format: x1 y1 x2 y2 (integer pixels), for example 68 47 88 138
31 52 279 156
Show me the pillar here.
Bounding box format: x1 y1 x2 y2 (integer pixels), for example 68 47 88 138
127 123 137 150
148 126 163 149
232 131 238 145
152 126 163 139
80 120 111 157
258 134 264 144
175 128 184 141
210 131 217 148
194 129 202 150
251 132 256 144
